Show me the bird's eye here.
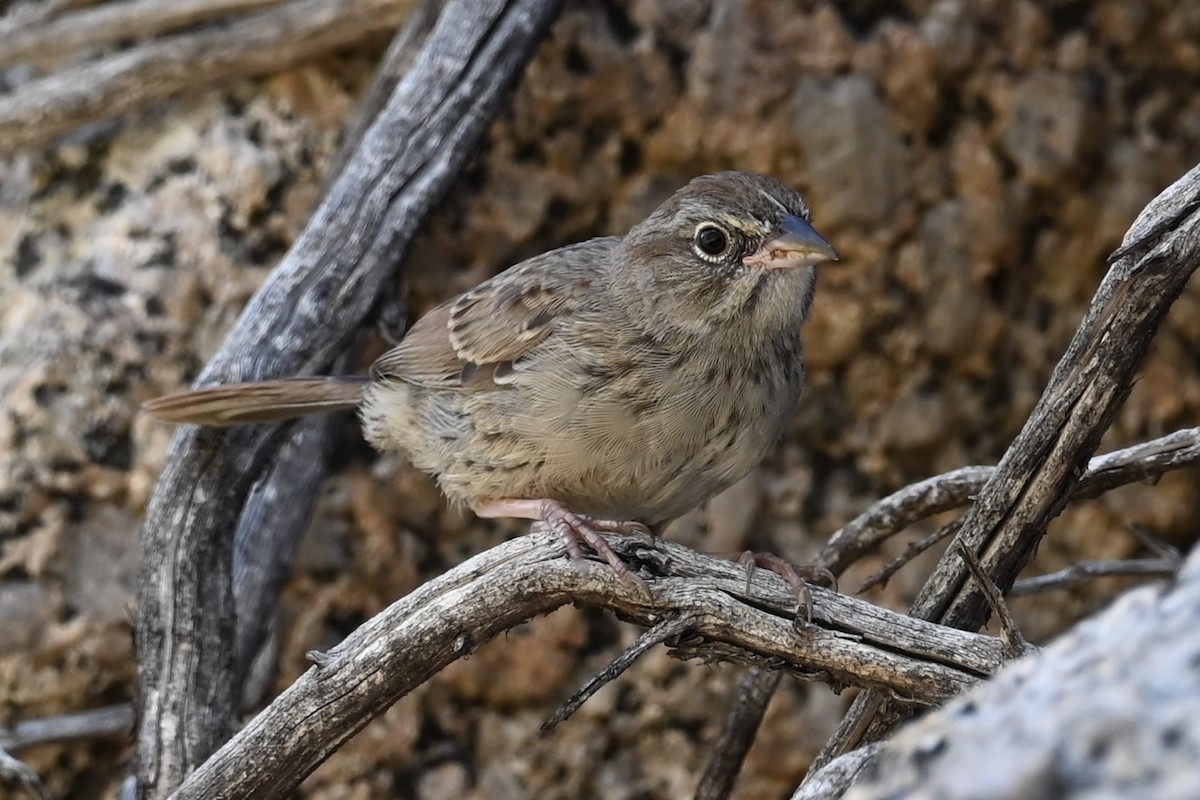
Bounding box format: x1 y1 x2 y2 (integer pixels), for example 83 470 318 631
694 224 729 258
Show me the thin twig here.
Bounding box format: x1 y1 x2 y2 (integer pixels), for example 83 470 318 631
1128 523 1183 561
816 427 1200 578
858 517 963 593
956 542 1033 660
816 467 992 576
543 611 702 731
1010 558 1180 596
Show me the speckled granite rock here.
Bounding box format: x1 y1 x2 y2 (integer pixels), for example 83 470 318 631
828 549 1200 800
2 1 1200 798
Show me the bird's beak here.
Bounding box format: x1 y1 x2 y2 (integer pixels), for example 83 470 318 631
742 213 838 270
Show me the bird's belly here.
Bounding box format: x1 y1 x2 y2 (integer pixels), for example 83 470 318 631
363 356 795 525
513 371 786 523
554 428 768 523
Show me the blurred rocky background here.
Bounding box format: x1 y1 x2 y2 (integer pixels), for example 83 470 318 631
1 0 1199 797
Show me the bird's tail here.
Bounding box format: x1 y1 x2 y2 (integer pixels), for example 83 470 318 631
143 376 369 426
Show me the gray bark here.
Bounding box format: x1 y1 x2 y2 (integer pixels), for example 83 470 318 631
165 531 1004 799
797 546 1200 800
134 1 566 796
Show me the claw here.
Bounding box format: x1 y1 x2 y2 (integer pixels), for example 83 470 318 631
737 550 757 595
725 551 836 627
472 498 650 595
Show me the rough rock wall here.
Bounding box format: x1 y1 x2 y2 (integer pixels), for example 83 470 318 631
1 1 1199 797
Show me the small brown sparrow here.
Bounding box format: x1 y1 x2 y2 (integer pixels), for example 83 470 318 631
146 171 838 593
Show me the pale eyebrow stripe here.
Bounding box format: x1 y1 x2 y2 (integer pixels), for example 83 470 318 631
757 187 789 215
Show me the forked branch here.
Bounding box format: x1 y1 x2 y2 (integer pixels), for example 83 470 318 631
166 531 1003 800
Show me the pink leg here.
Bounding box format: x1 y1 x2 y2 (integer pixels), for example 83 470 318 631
473 498 649 588
729 551 837 625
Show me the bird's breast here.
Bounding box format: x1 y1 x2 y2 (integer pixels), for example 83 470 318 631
502 325 806 522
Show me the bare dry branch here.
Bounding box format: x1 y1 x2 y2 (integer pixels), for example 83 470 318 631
166 531 1002 800
0 705 133 752
694 666 783 800
817 427 1200 579
814 162 1200 767
324 0 439 181
1010 557 1180 595
0 0 413 153
1129 523 1183 561
956 542 1033 660
858 518 963 593
0 0 288 68
225 0 436 705
135 2 566 796
545 611 703 731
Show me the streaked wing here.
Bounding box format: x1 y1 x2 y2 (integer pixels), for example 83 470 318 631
371 238 617 389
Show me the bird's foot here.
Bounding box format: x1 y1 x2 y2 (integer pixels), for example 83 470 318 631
472 498 649 590
726 551 837 625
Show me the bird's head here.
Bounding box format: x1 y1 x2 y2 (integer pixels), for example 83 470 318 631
618 171 837 334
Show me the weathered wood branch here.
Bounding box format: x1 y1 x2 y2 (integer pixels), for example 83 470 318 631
816 426 1200 577
1009 556 1180 595
929 160 1200 637
0 745 46 800
0 705 133 752
227 0 434 706
167 532 1003 800
0 0 413 152
0 0 287 68
231 415 335 692
813 161 1200 767
134 1 566 797
694 666 783 800
801 547 1200 800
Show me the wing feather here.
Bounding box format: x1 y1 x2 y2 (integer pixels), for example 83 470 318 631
371 238 616 389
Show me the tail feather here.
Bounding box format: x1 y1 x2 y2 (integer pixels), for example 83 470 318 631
143 376 368 426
